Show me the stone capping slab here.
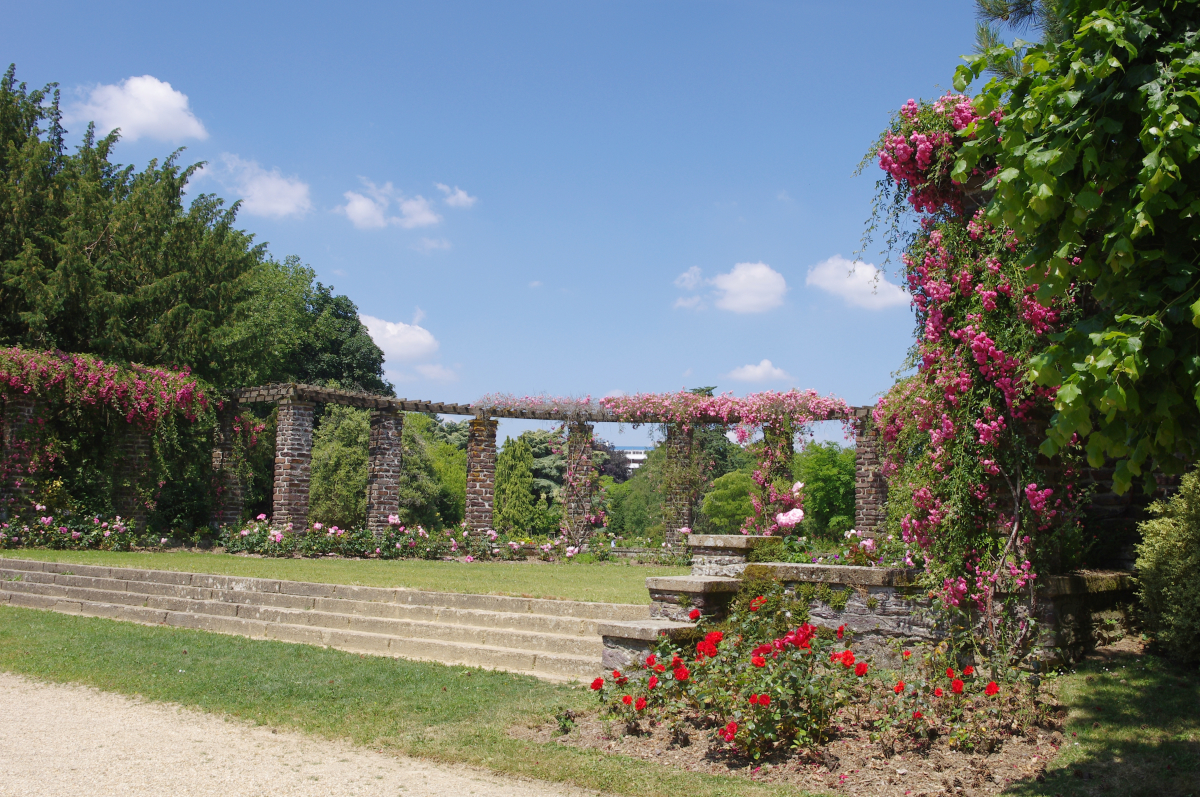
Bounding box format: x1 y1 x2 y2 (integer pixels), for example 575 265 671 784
597 618 695 642
1040 570 1134 597
686 534 774 550
645 575 742 593
747 562 923 587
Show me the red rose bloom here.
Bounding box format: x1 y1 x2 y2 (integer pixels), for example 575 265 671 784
758 694 770 707
748 693 758 705
840 650 856 667
837 624 845 640
963 666 975 676
648 675 659 689
673 666 690 682
751 655 767 668
645 654 656 667
621 695 632 706
653 664 666 673
951 678 964 694
670 655 682 668
934 687 944 697
913 710 923 719
705 631 724 645
855 662 869 677
946 667 955 678
590 677 604 691
688 608 701 621
985 681 999 696
894 681 905 694
902 650 912 659
720 721 737 742
635 696 647 711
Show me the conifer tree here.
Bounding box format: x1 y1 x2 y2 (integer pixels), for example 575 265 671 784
494 436 535 534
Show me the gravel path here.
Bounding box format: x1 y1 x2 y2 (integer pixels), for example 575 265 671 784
0 672 597 797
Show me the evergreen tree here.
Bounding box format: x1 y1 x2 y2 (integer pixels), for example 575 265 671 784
494 436 535 534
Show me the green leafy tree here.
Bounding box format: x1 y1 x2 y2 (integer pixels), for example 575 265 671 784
309 405 370 529
953 0 1200 493
604 446 665 540
700 470 756 533
494 436 536 533
792 441 857 537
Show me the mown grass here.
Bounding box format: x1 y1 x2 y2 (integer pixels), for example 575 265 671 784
0 605 811 797
0 549 687 605
1005 645 1199 797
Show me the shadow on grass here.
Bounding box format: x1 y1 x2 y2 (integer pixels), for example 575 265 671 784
1004 645 1199 797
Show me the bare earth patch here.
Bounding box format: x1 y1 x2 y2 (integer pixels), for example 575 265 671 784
0 672 596 797
514 700 1064 796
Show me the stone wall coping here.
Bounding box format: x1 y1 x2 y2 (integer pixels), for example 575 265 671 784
1039 570 1135 597
597 618 695 642
645 575 742 593
746 562 923 587
686 534 775 550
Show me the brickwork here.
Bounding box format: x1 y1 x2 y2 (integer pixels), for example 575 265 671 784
662 423 694 548
366 409 404 535
113 426 152 530
465 417 498 531
853 406 887 535
564 421 595 538
272 399 315 530
210 405 245 528
1 394 37 516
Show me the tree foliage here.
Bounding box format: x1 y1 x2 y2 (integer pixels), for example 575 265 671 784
953 0 1200 493
792 441 857 537
495 436 536 534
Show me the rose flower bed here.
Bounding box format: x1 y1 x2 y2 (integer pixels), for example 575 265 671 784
518 582 1069 794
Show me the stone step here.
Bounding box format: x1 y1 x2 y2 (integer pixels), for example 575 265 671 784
0 558 646 622
0 589 598 680
0 566 617 637
0 578 604 658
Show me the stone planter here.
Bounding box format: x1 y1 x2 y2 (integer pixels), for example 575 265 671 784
646 575 740 621
686 534 775 576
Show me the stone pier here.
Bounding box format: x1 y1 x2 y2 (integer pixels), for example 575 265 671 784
662 423 694 548
272 399 315 530
853 406 887 535
210 405 245 528
465 417 498 531
1 394 37 516
365 408 403 534
113 425 152 530
564 421 596 539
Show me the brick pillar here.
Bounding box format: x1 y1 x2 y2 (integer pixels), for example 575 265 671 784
564 421 596 541
1 393 37 517
272 399 315 531
113 425 152 531
662 423 694 548
465 417 498 532
853 406 887 535
210 404 245 528
366 408 404 535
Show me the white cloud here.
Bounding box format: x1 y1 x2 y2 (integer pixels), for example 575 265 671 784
339 180 442 230
216 154 311 218
529 280 542 288
436 183 477 208
674 295 703 309
777 190 793 202
805 254 909 309
674 266 703 290
711 262 787 313
415 363 458 382
67 75 207 142
726 359 792 383
415 237 451 252
360 314 439 361
412 307 426 325
604 389 626 398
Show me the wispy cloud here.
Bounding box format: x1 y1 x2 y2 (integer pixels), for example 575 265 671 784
726 359 792 382
435 183 477 208
415 363 458 382
675 266 703 290
805 255 908 309
415 237 451 252
66 75 207 142
339 179 441 230
215 154 311 218
711 262 787 313
360 314 439 361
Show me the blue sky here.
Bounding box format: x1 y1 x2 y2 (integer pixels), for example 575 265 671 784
4 1 978 443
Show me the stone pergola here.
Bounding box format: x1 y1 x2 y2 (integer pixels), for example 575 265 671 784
210 383 888 541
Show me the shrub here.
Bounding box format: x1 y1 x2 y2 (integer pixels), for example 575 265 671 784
1136 469 1200 663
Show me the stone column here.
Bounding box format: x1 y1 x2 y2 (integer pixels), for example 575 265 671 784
465 417 498 532
113 425 152 531
662 423 694 548
1 394 37 517
366 408 404 535
272 399 315 531
210 405 245 528
564 421 596 540
853 406 887 535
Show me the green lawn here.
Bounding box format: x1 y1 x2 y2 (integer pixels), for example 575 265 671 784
0 605 804 797
1006 644 1200 797
0 549 687 605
